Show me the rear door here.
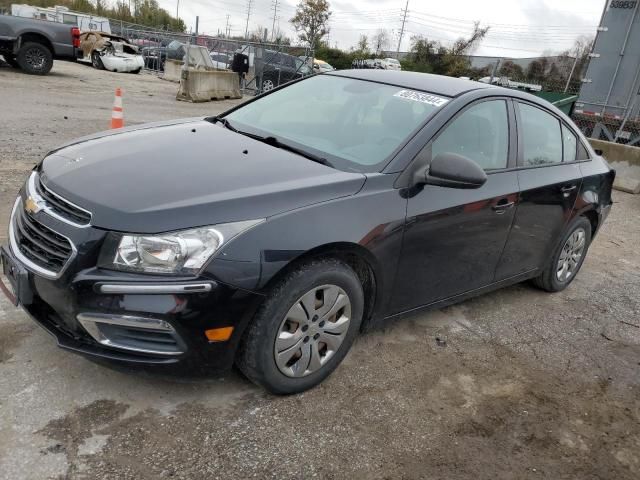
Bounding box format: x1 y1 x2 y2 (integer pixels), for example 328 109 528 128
495 101 582 280
390 98 520 313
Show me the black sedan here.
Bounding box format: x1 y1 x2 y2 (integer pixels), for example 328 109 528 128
1 71 614 394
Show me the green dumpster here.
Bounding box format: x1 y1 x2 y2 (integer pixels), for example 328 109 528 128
533 92 579 116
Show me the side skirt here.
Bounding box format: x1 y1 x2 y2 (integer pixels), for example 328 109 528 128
365 268 540 330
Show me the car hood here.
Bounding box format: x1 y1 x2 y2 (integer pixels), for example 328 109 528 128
40 119 366 233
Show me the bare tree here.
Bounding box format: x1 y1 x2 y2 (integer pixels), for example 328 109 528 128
356 34 369 54
372 29 390 56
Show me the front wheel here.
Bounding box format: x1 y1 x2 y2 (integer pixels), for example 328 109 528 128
91 51 105 70
533 216 592 292
236 259 364 394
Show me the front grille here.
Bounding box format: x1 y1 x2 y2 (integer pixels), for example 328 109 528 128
13 206 73 274
36 177 91 225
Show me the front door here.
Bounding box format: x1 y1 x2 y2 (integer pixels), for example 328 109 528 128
496 102 582 279
390 98 519 314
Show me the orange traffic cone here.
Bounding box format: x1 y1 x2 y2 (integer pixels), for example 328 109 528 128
110 88 124 129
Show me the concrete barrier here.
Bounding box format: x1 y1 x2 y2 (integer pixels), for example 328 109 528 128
176 69 242 102
589 139 640 194
162 59 183 83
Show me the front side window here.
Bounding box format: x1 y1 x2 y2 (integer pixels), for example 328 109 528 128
519 103 562 166
225 75 447 172
562 124 577 162
432 100 509 170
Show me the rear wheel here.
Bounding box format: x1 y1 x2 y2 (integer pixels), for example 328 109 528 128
533 216 592 292
237 259 364 394
129 68 141 74
16 42 53 75
262 76 276 92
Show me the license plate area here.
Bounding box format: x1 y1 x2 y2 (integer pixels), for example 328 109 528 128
1 247 31 306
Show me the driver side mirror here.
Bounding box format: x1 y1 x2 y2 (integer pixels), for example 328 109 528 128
421 152 487 189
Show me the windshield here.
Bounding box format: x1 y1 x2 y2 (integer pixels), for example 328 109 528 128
225 75 448 172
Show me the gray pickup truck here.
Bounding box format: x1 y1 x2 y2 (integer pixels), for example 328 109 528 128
0 14 81 75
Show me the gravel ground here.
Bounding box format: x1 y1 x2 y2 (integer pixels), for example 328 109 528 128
1 61 639 480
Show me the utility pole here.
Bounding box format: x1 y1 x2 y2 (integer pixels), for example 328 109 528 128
244 0 253 40
176 0 179 19
396 0 409 59
271 0 279 42
225 14 230 38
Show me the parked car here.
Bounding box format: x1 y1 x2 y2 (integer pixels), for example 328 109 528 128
380 57 402 71
313 59 335 72
209 51 230 70
141 40 188 71
0 14 81 74
79 31 144 73
260 50 312 91
1 71 614 395
141 46 166 71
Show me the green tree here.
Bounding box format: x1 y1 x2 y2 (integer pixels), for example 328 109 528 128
290 0 331 49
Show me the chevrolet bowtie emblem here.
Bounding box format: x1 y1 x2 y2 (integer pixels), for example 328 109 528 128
25 196 41 215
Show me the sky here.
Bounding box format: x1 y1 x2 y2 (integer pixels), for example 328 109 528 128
157 0 606 58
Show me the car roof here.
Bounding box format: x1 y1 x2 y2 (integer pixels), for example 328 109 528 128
326 70 495 97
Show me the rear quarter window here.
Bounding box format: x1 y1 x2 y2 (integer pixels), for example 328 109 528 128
519 103 562 166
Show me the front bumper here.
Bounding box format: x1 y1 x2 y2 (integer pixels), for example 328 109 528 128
1 186 264 374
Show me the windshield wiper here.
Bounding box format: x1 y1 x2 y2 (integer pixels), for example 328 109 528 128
208 116 238 133
208 117 333 168
239 132 334 168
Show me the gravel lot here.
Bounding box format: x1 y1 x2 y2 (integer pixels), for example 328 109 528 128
1 60 639 480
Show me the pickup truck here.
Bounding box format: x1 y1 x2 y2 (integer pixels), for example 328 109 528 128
0 14 81 75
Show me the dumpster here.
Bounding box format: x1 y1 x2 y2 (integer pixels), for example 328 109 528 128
533 92 579 116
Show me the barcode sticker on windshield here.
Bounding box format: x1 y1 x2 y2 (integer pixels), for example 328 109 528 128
394 90 449 107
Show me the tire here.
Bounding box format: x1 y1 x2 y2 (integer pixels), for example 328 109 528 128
129 68 141 74
532 216 592 292
262 76 276 92
236 259 364 394
16 42 53 75
3 55 19 68
91 51 105 70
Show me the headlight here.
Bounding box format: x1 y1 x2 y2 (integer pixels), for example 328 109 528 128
98 219 263 275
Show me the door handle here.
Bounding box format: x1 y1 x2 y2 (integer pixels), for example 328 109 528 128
561 185 577 197
492 200 515 214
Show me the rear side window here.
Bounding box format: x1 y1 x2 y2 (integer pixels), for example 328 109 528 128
519 103 562 166
432 100 509 170
562 124 577 162
577 142 590 160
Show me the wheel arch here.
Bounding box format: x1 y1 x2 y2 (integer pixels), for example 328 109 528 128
573 206 599 238
17 32 54 54
260 242 381 332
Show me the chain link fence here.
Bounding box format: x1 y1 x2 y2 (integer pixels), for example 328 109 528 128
108 19 314 95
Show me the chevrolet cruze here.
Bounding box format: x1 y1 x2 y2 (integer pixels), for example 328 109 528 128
1 71 614 394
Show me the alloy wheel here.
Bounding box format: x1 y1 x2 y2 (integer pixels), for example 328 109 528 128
262 79 275 92
557 227 586 282
274 284 351 378
25 48 46 70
